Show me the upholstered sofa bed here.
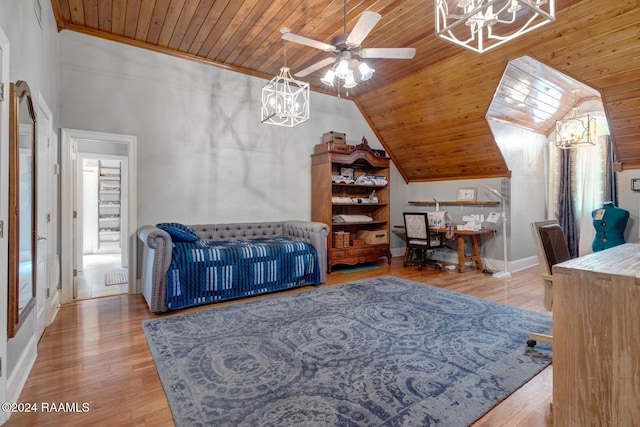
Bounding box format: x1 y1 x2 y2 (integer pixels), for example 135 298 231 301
138 221 329 313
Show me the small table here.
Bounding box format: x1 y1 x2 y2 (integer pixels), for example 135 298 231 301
394 226 495 273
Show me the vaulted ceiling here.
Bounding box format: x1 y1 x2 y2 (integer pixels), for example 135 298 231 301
50 0 640 182
487 55 602 137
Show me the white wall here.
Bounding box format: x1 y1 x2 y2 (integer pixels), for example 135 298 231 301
81 161 99 255
58 31 393 227
0 1 59 112
490 120 547 263
615 169 640 244
0 0 60 418
0 24 9 425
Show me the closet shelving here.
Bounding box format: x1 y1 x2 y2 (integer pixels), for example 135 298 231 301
97 160 121 249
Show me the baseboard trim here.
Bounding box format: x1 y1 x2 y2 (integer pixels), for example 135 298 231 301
511 255 539 273
390 246 540 274
7 334 37 404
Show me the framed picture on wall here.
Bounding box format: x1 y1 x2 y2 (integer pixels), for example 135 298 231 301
456 187 477 202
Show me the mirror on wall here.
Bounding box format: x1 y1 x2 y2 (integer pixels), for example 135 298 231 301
8 80 37 338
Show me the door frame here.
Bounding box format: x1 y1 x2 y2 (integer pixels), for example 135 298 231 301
60 129 137 304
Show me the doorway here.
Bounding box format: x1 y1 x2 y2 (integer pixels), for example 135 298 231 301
60 129 137 305
77 155 128 300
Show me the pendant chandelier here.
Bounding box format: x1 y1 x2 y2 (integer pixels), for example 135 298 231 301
435 0 555 53
555 90 596 149
261 37 310 127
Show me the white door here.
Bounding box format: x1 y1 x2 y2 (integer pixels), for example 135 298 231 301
72 153 79 298
48 132 60 317
35 93 53 339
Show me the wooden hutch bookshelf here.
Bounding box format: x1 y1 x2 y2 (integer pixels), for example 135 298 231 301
311 144 392 272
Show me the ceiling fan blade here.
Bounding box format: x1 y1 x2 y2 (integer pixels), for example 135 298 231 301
281 32 334 52
346 11 381 47
359 47 416 59
294 57 337 77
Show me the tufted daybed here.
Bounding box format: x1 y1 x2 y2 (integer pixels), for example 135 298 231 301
137 221 329 313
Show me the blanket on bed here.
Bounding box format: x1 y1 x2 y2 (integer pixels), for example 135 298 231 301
166 237 321 310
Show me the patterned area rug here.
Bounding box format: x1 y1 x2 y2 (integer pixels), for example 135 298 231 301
143 276 552 426
104 270 128 286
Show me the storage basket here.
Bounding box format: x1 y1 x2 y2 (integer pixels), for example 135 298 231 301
323 131 346 144
314 142 352 154
332 231 350 248
356 230 388 245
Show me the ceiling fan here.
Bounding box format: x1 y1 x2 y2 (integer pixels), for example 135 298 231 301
281 1 415 88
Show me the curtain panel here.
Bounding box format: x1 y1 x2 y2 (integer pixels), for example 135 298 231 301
549 133 612 257
603 135 618 206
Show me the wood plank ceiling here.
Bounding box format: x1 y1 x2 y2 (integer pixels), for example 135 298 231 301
50 0 640 182
487 55 602 137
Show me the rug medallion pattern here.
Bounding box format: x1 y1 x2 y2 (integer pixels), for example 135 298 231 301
143 276 552 426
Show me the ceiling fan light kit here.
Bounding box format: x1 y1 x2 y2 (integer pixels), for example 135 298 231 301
320 69 336 87
321 54 374 90
335 54 352 79
282 1 415 95
435 0 555 53
358 62 375 81
343 72 357 89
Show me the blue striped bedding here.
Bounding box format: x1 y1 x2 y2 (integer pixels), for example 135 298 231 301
166 237 320 310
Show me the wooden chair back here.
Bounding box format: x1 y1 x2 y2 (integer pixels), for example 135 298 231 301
530 219 571 311
403 212 444 248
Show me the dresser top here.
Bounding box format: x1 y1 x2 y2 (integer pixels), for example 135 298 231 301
553 243 640 279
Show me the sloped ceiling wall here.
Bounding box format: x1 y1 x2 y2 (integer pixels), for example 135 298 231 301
357 1 639 182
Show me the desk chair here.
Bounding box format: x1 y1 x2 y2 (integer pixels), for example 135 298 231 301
527 219 571 347
403 212 445 270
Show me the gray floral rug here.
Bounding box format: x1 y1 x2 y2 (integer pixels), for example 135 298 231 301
142 276 552 426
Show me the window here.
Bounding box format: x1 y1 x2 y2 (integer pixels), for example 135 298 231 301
548 113 611 256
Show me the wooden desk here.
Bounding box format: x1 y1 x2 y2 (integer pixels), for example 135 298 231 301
394 226 494 273
552 243 640 426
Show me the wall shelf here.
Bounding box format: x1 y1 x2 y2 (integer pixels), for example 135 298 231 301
332 203 387 207
408 200 500 206
333 220 388 226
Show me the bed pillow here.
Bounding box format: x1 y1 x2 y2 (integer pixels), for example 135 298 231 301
156 222 199 242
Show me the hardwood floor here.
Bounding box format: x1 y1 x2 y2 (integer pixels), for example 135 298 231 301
5 258 552 426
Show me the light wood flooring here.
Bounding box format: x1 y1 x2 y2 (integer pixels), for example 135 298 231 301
6 258 552 426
